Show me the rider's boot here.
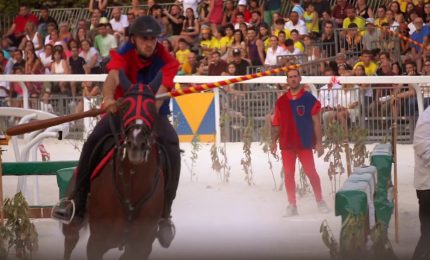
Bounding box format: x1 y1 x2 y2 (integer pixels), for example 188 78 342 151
157 201 176 248
52 189 88 224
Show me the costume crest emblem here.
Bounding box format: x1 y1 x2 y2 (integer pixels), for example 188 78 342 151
296 105 305 116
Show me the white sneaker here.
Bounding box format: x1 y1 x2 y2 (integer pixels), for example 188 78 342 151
317 200 330 214
285 205 298 217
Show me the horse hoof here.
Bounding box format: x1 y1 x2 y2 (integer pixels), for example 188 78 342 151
157 218 176 248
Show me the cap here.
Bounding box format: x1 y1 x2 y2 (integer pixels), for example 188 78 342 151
365 18 375 25
232 48 241 55
129 15 162 37
99 17 109 25
238 0 247 6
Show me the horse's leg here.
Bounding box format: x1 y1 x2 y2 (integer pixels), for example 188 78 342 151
119 240 153 260
86 233 110 260
62 222 81 260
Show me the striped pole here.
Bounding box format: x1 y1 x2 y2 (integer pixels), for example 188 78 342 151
372 22 430 51
156 64 299 100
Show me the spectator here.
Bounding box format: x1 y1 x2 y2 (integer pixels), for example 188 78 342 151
332 0 351 27
264 35 287 66
374 6 388 27
182 0 200 18
303 2 320 38
355 0 373 19
199 0 211 24
38 6 58 40
362 19 381 53
210 28 225 55
69 46 86 98
65 39 79 59
228 29 246 58
246 27 265 66
79 39 101 74
110 7 129 40
343 23 363 55
39 44 53 74
290 29 304 53
162 39 175 57
220 24 235 57
0 66 9 107
284 39 301 55
176 8 200 49
5 49 25 75
231 48 250 75
388 1 403 18
3 5 39 47
263 0 282 26
76 81 101 113
88 0 108 15
77 19 89 31
88 16 100 43
40 89 54 113
75 28 88 43
59 22 72 44
194 59 209 75
411 17 430 72
273 18 290 39
424 2 430 24
303 35 321 61
234 0 251 23
24 49 42 75
181 51 198 75
234 12 249 30
176 38 191 69
208 51 227 75
249 11 263 29
313 0 331 18
222 62 238 76
163 5 184 37
336 76 360 133
392 61 403 75
321 20 336 57
10 66 26 107
94 22 118 64
19 22 43 55
343 6 365 30
385 10 400 31
200 27 213 57
354 50 378 75
291 0 305 18
43 22 58 45
0 51 8 71
284 11 308 37
51 48 71 95
407 12 418 35
208 0 224 33
319 67 342 133
259 23 271 51
130 0 145 17
249 0 264 16
222 0 236 26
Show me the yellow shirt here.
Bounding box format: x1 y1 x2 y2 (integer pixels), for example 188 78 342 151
375 17 388 27
220 36 233 48
273 28 291 39
182 61 193 75
200 39 212 56
354 61 378 76
343 16 366 29
175 49 190 65
304 11 319 33
263 37 270 51
294 41 304 53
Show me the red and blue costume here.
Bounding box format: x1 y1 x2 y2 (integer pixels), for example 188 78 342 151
273 88 323 207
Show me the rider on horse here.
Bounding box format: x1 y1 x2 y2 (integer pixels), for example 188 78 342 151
52 15 181 248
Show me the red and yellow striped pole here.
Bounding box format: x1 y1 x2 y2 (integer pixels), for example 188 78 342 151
373 22 430 51
156 63 301 100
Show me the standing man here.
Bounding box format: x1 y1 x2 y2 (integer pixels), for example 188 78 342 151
271 69 329 216
413 106 430 260
52 16 180 248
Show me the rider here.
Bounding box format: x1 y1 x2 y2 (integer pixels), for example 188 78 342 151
52 15 181 248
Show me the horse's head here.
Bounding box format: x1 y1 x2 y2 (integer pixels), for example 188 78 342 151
118 70 162 164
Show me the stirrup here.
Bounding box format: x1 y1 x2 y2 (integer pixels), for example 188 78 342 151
51 198 76 225
157 218 176 248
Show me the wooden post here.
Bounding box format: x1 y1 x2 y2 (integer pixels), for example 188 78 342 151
392 93 399 243
0 136 7 225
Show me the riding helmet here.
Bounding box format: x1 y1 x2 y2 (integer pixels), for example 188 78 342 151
129 15 162 37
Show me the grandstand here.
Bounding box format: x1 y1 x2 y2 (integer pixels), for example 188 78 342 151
0 0 429 143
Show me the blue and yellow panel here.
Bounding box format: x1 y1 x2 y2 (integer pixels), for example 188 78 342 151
172 92 216 142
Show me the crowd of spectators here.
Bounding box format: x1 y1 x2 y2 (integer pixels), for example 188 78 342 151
0 0 430 113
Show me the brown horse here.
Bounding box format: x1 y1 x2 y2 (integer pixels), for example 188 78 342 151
62 71 166 260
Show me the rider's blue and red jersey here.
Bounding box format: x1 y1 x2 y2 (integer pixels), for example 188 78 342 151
106 41 179 115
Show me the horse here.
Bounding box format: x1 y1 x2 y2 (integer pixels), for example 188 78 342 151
62 71 166 260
